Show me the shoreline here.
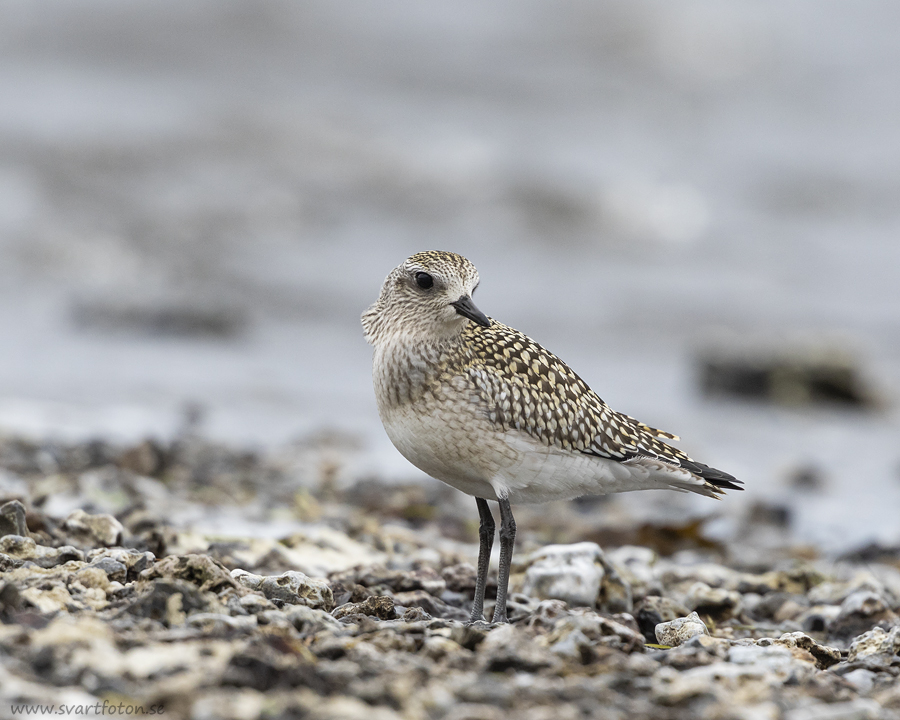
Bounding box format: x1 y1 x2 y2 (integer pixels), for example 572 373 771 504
1 434 898 718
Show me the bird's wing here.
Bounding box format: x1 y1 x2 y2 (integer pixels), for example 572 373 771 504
460 321 742 494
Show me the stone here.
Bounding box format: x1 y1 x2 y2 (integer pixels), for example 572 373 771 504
0 500 27 537
0 580 24 619
797 603 842 633
88 556 128 583
232 569 334 611
125 579 218 623
684 581 742 621
635 595 691 643
62 509 124 547
390 590 468 620
0 535 85 567
520 542 606 609
478 623 557 673
842 669 877 694
727 643 798 673
598 553 633 613
88 547 155 579
332 595 396 620
352 566 446 595
441 563 477 593
284 605 345 635
144 554 239 593
541 607 645 655
657 561 739 590
773 631 842 669
655 611 709 647
847 625 900 668
828 590 899 645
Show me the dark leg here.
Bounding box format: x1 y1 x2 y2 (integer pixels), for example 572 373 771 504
491 497 516 623
469 497 495 623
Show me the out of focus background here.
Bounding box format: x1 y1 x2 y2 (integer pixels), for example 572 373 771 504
1 0 899 551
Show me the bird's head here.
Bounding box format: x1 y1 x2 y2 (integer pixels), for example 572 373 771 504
362 251 490 346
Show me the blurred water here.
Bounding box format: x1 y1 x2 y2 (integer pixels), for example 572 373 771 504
1 0 899 550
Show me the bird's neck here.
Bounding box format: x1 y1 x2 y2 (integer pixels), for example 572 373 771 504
372 333 465 409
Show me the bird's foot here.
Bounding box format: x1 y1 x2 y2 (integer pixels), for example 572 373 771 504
465 618 495 629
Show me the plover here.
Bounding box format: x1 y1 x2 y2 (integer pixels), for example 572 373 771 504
362 251 742 623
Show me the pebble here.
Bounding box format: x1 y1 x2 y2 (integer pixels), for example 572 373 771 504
0 535 85 567
771 631 842 669
0 499 27 537
684 580 742 621
232 569 334 611
847 625 900 667
519 541 607 609
332 595 397 620
830 590 899 645
655 611 710 646
62 509 124 547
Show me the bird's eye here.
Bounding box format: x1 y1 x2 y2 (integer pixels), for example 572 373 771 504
415 272 434 290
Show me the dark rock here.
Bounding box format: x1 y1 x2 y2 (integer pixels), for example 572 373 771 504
441 563 478 593
332 595 397 621
124 579 214 624
684 582 742 622
0 536 85 568
88 557 128 583
285 605 344 636
71 300 245 340
0 553 25 571
839 542 900 565
479 625 556 673
390 590 468 621
329 580 372 607
774 631 842 670
352 565 446 595
635 596 690 643
0 580 24 620
220 636 330 692
749 591 793 620
117 439 169 478
87 548 155 580
787 465 826 491
401 606 432 622
205 541 252 570
828 591 899 645
141 554 239 593
746 501 792 529
0 500 28 537
698 349 878 409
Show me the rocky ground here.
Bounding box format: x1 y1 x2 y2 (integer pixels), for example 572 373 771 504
0 435 899 720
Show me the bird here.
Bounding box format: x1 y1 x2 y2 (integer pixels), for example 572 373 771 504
362 251 742 623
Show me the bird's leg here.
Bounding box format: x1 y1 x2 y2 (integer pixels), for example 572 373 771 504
491 497 516 623
469 497 495 623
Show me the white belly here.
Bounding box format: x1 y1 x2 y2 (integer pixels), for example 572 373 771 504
380 401 673 504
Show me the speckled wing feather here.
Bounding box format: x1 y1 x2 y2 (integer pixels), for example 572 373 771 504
458 321 741 492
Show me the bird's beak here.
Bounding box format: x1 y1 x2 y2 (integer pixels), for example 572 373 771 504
451 295 491 328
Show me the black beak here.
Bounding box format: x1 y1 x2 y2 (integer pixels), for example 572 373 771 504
451 295 491 328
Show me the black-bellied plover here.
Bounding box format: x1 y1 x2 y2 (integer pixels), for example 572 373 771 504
362 251 742 623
